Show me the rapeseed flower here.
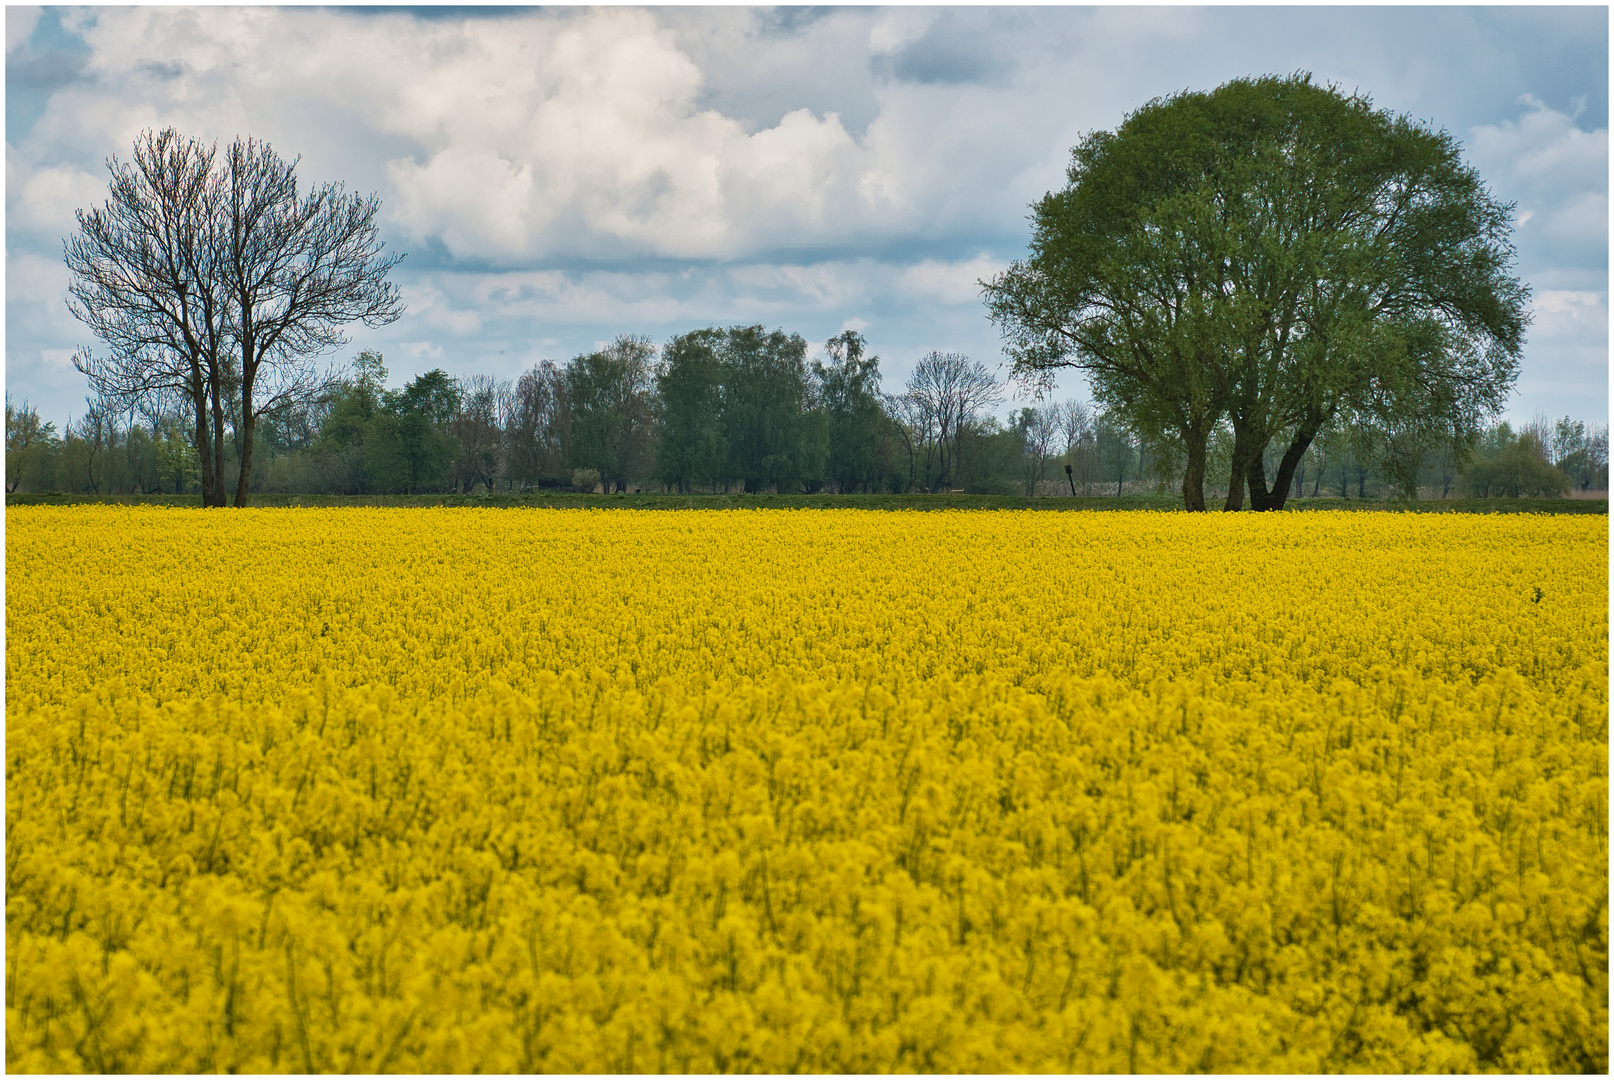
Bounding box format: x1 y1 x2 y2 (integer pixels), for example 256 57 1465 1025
5 507 1606 1072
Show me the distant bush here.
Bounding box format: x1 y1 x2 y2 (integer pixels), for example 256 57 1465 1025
1462 426 1569 498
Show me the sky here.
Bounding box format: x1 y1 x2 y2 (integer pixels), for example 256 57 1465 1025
5 4 1609 431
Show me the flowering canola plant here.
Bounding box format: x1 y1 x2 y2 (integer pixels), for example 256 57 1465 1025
6 506 1607 1073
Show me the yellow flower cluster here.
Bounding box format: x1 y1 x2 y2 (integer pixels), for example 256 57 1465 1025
6 507 1607 1073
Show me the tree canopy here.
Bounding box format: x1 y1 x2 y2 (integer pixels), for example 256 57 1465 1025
654 326 826 494
983 74 1530 511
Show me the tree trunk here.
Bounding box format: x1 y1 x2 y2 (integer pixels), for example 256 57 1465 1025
1223 424 1254 511
1246 453 1274 510
234 410 256 506
1180 431 1208 511
192 377 217 507
1265 423 1320 511
210 385 229 507
234 341 258 506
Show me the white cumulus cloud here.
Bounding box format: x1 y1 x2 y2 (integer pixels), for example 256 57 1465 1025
1467 96 1609 273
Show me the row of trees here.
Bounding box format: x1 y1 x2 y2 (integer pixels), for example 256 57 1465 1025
7 330 997 497
47 94 1570 512
10 330 1603 499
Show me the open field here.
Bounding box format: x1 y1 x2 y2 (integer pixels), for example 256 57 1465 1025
6 507 1608 1072
5 491 1608 513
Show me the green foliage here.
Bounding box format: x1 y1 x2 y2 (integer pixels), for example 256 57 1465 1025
984 73 1530 511
814 331 890 493
1095 417 1138 498
309 357 461 494
14 489 1603 515
723 326 823 493
1462 424 1570 498
507 361 570 491
5 397 60 493
955 419 1023 495
155 417 199 494
653 326 825 494
655 330 728 493
395 369 463 426
565 337 655 492
394 408 457 494
43 337 1597 509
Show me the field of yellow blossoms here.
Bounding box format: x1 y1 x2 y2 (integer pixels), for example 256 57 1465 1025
6 506 1607 1073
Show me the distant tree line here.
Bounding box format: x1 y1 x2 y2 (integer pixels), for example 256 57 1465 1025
8 328 1605 502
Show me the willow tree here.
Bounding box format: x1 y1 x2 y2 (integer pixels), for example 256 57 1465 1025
983 74 1528 511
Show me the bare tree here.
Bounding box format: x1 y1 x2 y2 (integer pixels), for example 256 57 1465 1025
1522 412 1556 463
1052 398 1100 495
452 373 510 493
217 136 404 505
1056 399 1091 460
1015 403 1060 495
508 360 570 490
68 396 117 494
903 352 1001 492
67 129 231 504
66 127 404 506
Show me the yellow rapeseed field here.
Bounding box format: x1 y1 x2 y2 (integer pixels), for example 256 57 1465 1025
5 506 1607 1073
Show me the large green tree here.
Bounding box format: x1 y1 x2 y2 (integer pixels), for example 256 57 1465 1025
813 330 889 494
983 74 1529 511
565 335 656 492
394 369 461 493
654 326 824 494
722 326 824 493
655 329 728 494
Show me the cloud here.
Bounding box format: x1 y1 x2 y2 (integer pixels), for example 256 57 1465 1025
1533 190 1610 258
1466 96 1608 273
30 8 903 262
398 279 485 337
5 250 76 340
9 162 104 238
5 6 1604 427
7 7 1065 267
661 8 881 139
872 10 1012 87
6 7 41 53
1530 289 1609 343
397 341 447 365
1478 94 1609 191
897 255 1006 305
